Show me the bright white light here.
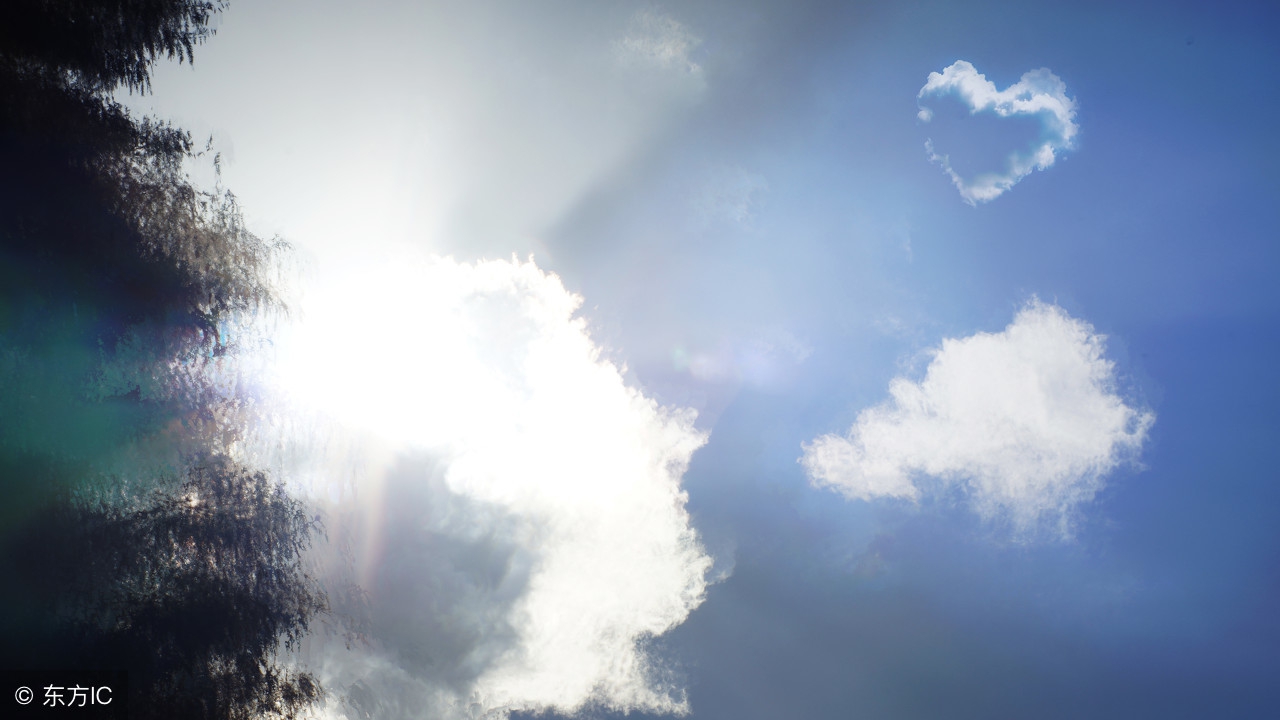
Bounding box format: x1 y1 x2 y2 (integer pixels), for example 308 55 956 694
265 248 711 717
273 248 522 451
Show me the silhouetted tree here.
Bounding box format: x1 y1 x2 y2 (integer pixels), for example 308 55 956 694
0 2 328 718
0 1 281 355
0 0 225 93
6 457 327 719
0 0 282 489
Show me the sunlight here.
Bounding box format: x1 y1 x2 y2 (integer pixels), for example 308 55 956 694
267 246 700 512
272 247 503 451
264 247 711 716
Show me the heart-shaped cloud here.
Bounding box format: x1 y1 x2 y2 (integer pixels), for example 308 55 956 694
918 60 1078 204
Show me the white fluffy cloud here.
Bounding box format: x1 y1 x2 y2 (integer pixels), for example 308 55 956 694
800 301 1152 533
259 250 711 718
918 60 1078 204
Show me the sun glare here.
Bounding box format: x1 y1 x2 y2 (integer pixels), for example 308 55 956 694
270 248 512 447
266 247 700 512
259 248 711 715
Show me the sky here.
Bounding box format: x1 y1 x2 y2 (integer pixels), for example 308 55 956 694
123 0 1280 718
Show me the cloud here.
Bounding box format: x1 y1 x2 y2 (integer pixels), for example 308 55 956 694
614 9 704 77
255 251 712 718
800 300 1152 534
918 60 1078 204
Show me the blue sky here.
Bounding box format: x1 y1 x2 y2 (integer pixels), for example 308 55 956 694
126 0 1280 717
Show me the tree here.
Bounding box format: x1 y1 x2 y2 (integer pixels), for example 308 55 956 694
0 0 282 493
0 2 328 717
0 0 225 93
6 458 327 720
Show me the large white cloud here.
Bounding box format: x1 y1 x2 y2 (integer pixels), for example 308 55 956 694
918 60 1078 204
255 250 711 719
800 301 1152 534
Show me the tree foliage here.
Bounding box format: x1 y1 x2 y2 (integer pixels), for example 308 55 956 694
0 0 226 93
0 2 281 357
0 2 328 718
6 458 327 719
